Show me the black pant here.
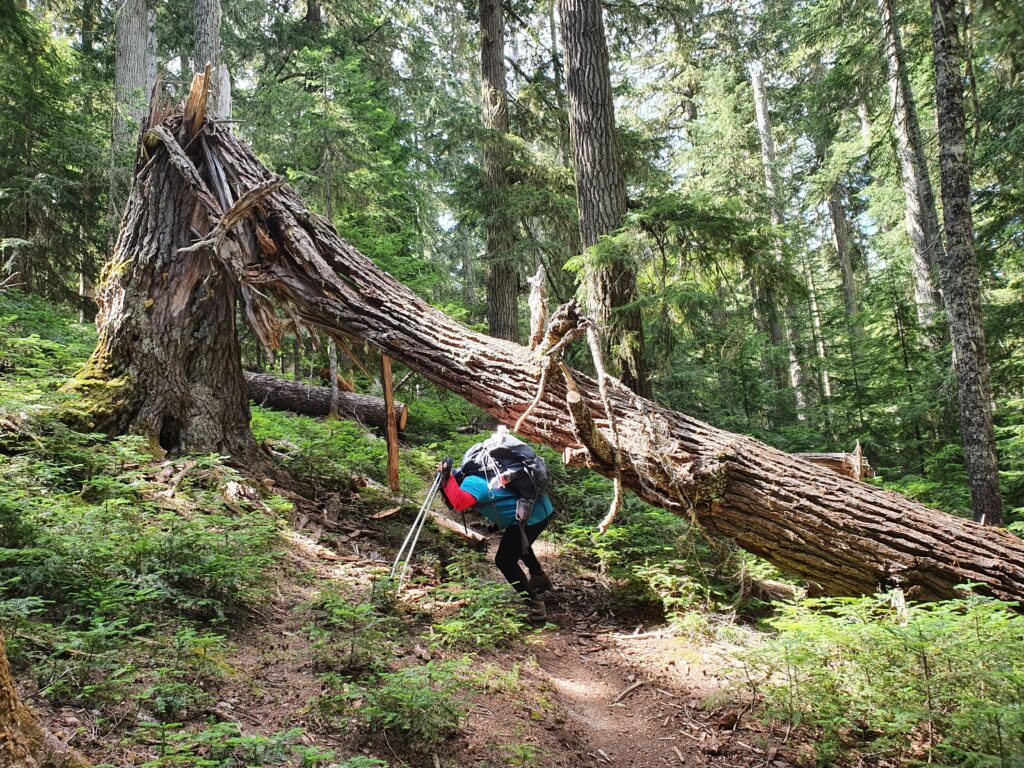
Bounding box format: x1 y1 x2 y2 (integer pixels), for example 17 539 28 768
495 515 550 598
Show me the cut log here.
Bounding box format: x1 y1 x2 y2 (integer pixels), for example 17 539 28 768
244 371 408 431
80 89 1024 603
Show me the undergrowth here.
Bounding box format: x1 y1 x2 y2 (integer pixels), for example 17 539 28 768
327 659 472 752
742 591 1024 766
428 551 531 650
11 292 1024 768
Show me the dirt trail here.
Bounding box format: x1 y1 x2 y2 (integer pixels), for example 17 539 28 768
523 541 793 768
39 501 802 767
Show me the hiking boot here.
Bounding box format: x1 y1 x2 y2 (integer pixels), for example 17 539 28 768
528 568 553 594
526 597 547 625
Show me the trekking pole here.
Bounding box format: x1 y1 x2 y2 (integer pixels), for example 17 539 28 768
389 472 442 593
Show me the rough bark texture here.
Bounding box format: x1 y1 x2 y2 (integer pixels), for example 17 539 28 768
0 631 90 768
328 338 339 416
69 102 259 462
803 258 831 400
110 0 155 221
194 0 230 119
381 355 401 492
878 0 946 329
244 372 407 430
559 0 649 397
930 0 1003 526
125 93 1024 602
479 0 520 342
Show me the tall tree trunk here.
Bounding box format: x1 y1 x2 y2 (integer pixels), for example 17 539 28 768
748 60 804 417
548 0 569 165
305 0 322 25
79 0 97 322
828 187 861 331
929 0 1003 526
328 338 339 417
560 0 649 397
480 0 520 341
803 256 832 400
0 631 90 768
828 187 867 423
878 0 946 330
109 0 154 228
194 0 230 119
78 97 1024 603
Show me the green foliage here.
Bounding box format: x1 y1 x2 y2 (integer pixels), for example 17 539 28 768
250 405 432 494
0 291 96 377
0 371 278 710
0 8 109 303
303 588 399 678
557 488 782 630
138 723 340 768
495 741 547 768
0 443 279 622
331 660 470 751
429 575 529 650
743 592 1024 765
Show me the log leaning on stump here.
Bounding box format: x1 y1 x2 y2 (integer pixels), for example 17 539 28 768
245 371 408 431
84 88 1024 604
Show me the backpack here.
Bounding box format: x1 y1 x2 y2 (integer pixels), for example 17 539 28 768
458 432 549 501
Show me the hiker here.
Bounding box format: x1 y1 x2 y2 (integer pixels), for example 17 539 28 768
438 436 554 624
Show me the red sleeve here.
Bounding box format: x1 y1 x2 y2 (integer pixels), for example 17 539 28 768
441 475 478 513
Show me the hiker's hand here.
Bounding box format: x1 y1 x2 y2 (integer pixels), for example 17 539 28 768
439 456 453 479
515 503 529 524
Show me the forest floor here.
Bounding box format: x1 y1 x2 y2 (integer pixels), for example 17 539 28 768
1 293 809 767
29 485 805 768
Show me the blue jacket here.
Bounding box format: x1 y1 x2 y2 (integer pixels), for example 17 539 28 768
458 475 554 530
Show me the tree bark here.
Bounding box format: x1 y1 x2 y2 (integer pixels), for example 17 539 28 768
803 257 831 401
559 0 649 397
245 373 408 430
305 0 322 25
0 631 90 768
69 85 259 463
878 0 946 330
381 355 401 492
117 97 1024 602
109 0 155 226
929 0 1003 526
828 187 861 331
479 0 520 342
194 0 230 119
328 338 339 417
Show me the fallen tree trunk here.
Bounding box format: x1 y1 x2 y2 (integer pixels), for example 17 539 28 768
78 83 1024 603
245 371 407 431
